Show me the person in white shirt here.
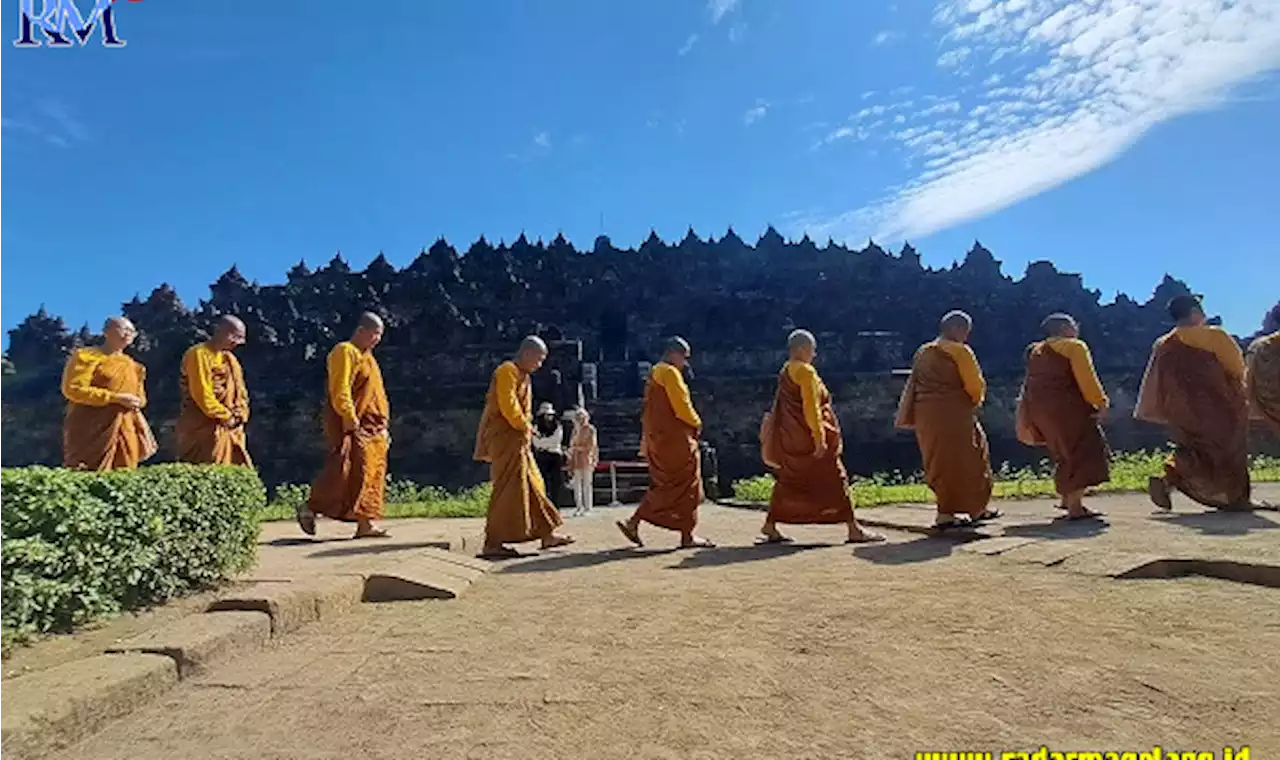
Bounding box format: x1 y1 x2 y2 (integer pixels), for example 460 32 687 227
567 407 599 516
531 402 566 507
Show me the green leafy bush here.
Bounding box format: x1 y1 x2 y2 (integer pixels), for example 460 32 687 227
732 450 1280 504
259 477 491 522
1 464 265 640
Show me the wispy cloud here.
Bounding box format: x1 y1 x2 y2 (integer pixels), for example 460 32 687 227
507 131 554 162
532 131 552 149
743 100 769 125
2 99 91 149
807 0 1280 243
678 33 699 56
708 0 740 24
872 30 903 46
728 22 747 42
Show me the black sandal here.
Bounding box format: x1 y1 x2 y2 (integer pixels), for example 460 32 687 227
971 509 1001 523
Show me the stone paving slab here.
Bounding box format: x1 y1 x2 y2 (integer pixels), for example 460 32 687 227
104 611 271 678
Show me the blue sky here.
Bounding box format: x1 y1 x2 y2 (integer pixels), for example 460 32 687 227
3 0 1279 341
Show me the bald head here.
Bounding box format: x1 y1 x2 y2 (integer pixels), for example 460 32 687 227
102 316 137 352
664 336 692 369
1041 313 1078 339
515 335 549 373
787 329 817 362
939 310 973 342
351 312 385 351
211 315 247 351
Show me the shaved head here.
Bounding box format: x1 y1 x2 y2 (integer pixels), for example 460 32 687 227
351 311 385 351
211 315 247 351
102 316 137 352
515 335 549 373
939 310 973 343
1041 313 1077 338
787 329 816 351
663 336 692 369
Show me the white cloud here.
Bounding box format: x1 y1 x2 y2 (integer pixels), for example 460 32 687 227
533 131 552 149
873 30 903 45
743 100 769 125
708 0 739 24
728 22 747 42
809 0 1280 243
678 34 699 56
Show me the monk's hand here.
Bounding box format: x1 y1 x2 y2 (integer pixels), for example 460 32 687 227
113 393 143 410
813 440 828 459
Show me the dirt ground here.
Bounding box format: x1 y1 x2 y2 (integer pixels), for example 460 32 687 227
55 494 1279 760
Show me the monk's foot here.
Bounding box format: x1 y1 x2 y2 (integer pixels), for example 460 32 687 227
1148 476 1173 512
540 534 575 550
479 545 521 560
971 509 1001 523
296 506 316 537
756 531 793 545
1059 508 1105 522
679 536 715 549
931 517 971 534
616 520 644 548
846 530 885 544
353 526 390 539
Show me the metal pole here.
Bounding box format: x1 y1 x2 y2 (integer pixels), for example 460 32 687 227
609 462 621 506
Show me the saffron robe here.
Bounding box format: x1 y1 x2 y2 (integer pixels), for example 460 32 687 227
474 361 563 544
895 340 993 516
1247 331 1280 434
766 360 855 525
307 342 389 522
61 347 153 471
176 342 253 467
634 362 704 533
1017 338 1110 495
1135 325 1250 508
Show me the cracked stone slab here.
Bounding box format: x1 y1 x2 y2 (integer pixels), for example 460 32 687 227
1059 551 1170 579
208 576 365 636
363 552 487 602
105 611 271 678
957 536 1040 556
999 542 1091 567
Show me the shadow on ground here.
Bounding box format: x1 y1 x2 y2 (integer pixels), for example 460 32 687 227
307 541 453 559
668 542 826 570
499 547 678 574
1163 511 1279 537
1002 518 1109 541
852 535 977 565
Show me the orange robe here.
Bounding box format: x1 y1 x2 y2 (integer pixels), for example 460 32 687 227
1247 332 1280 434
895 340 993 516
1017 339 1110 495
1135 326 1250 508
474 360 563 544
307 342 389 522
766 360 855 525
175 342 253 467
61 347 154 471
634 362 704 533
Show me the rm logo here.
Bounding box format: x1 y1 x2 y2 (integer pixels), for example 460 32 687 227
13 0 142 49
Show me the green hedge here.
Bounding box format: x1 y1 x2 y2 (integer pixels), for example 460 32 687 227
1 464 265 641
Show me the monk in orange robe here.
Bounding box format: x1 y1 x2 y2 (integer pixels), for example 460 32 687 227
1136 296 1265 511
176 315 253 467
474 336 574 559
1016 314 1110 520
895 310 996 531
297 313 391 538
759 329 883 544
61 316 157 471
1247 330 1280 435
617 337 714 548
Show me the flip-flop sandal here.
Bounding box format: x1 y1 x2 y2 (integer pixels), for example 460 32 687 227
295 506 316 536
971 509 1002 523
541 536 576 550
353 529 391 539
846 532 886 544
1057 510 1105 521
931 520 971 534
680 538 716 549
478 546 521 560
616 521 644 547
756 534 793 545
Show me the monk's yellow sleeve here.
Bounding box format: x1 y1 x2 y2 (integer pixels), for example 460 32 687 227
657 364 702 429
184 347 232 421
326 344 360 430
944 342 986 405
60 351 115 406
787 362 825 446
229 354 250 422
1061 339 1109 409
135 362 147 409
1208 328 1247 382
495 363 529 432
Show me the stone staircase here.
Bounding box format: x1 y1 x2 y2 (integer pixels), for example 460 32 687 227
588 397 647 504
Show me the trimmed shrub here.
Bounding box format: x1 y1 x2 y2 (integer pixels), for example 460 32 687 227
1 464 265 640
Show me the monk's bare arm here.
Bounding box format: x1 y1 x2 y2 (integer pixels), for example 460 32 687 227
658 364 703 429
1063 339 1109 409
788 362 826 447
327 344 360 431
494 363 529 432
136 363 148 409
60 352 114 406
184 347 233 422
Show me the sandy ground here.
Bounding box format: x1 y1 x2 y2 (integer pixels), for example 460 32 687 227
54 493 1279 760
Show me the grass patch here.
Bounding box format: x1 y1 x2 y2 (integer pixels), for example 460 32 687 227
730 450 1280 506
257 479 491 522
